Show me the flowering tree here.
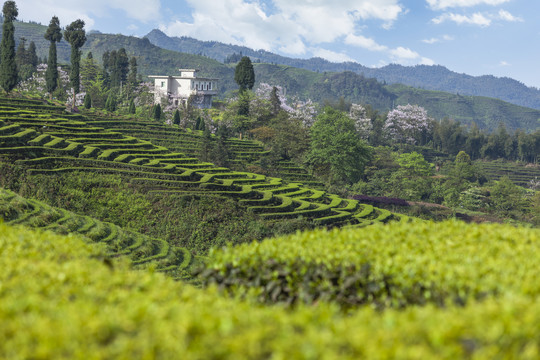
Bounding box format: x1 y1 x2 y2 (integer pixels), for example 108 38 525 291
255 83 294 113
384 104 432 145
18 63 73 102
254 83 317 127
348 104 372 140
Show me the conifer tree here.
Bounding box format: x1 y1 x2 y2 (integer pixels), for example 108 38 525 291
128 56 138 87
105 94 116 112
270 86 281 115
27 41 38 67
44 16 62 100
0 1 18 93
81 52 99 89
128 98 136 114
173 109 181 126
110 48 129 88
64 19 86 108
83 93 91 109
234 56 255 92
15 37 27 68
153 103 161 121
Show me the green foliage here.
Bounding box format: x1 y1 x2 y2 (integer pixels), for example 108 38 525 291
128 98 135 114
105 93 116 112
83 93 91 109
15 38 37 81
3 222 540 358
202 220 540 308
307 107 372 185
153 103 161 121
0 1 18 93
64 19 86 98
234 56 255 91
172 109 180 125
44 16 61 97
128 56 138 87
490 176 527 217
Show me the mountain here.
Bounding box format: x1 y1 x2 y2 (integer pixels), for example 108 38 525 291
5 21 540 132
145 29 540 111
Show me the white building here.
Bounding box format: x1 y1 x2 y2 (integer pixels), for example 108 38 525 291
149 69 218 109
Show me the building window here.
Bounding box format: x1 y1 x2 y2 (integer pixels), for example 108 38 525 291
161 81 165 88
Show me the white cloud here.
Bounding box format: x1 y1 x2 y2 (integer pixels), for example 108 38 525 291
497 9 523 22
499 60 510 66
389 46 435 66
17 0 160 29
344 34 388 52
311 48 356 63
432 9 523 26
432 12 492 26
390 46 420 60
422 37 440 44
422 34 454 44
426 0 510 10
160 0 404 56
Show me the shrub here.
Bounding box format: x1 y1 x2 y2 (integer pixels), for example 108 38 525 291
200 220 540 309
3 222 540 359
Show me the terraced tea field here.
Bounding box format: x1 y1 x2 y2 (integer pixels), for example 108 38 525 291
476 160 540 187
0 188 192 278
0 96 406 229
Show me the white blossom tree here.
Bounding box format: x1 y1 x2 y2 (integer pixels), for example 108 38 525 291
348 103 372 140
384 104 432 144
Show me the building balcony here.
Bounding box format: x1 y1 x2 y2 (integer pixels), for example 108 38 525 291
190 89 218 96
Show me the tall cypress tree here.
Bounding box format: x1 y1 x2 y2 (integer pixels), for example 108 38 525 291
173 109 181 126
234 56 255 92
128 98 136 114
128 56 138 87
153 103 162 121
27 41 38 67
0 1 19 94
44 16 62 101
64 19 86 108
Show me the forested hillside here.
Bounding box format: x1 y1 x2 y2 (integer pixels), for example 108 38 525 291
145 29 540 110
5 20 540 132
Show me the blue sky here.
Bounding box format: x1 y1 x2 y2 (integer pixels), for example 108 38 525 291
17 0 540 88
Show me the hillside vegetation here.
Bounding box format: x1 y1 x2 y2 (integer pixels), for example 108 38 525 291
0 97 403 235
145 29 540 110
6 20 539 132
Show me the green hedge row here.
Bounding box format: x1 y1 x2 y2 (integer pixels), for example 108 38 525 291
201 220 540 309
0 188 192 275
6 221 540 358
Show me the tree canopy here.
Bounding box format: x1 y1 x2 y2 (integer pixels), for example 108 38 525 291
44 16 62 98
307 107 372 185
64 19 86 102
234 56 255 91
0 1 18 93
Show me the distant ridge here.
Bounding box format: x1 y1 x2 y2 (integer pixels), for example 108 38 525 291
2 21 539 132
145 29 540 111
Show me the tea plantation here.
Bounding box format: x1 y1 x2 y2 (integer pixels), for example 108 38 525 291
0 97 401 228
2 96 539 358
1 220 539 358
